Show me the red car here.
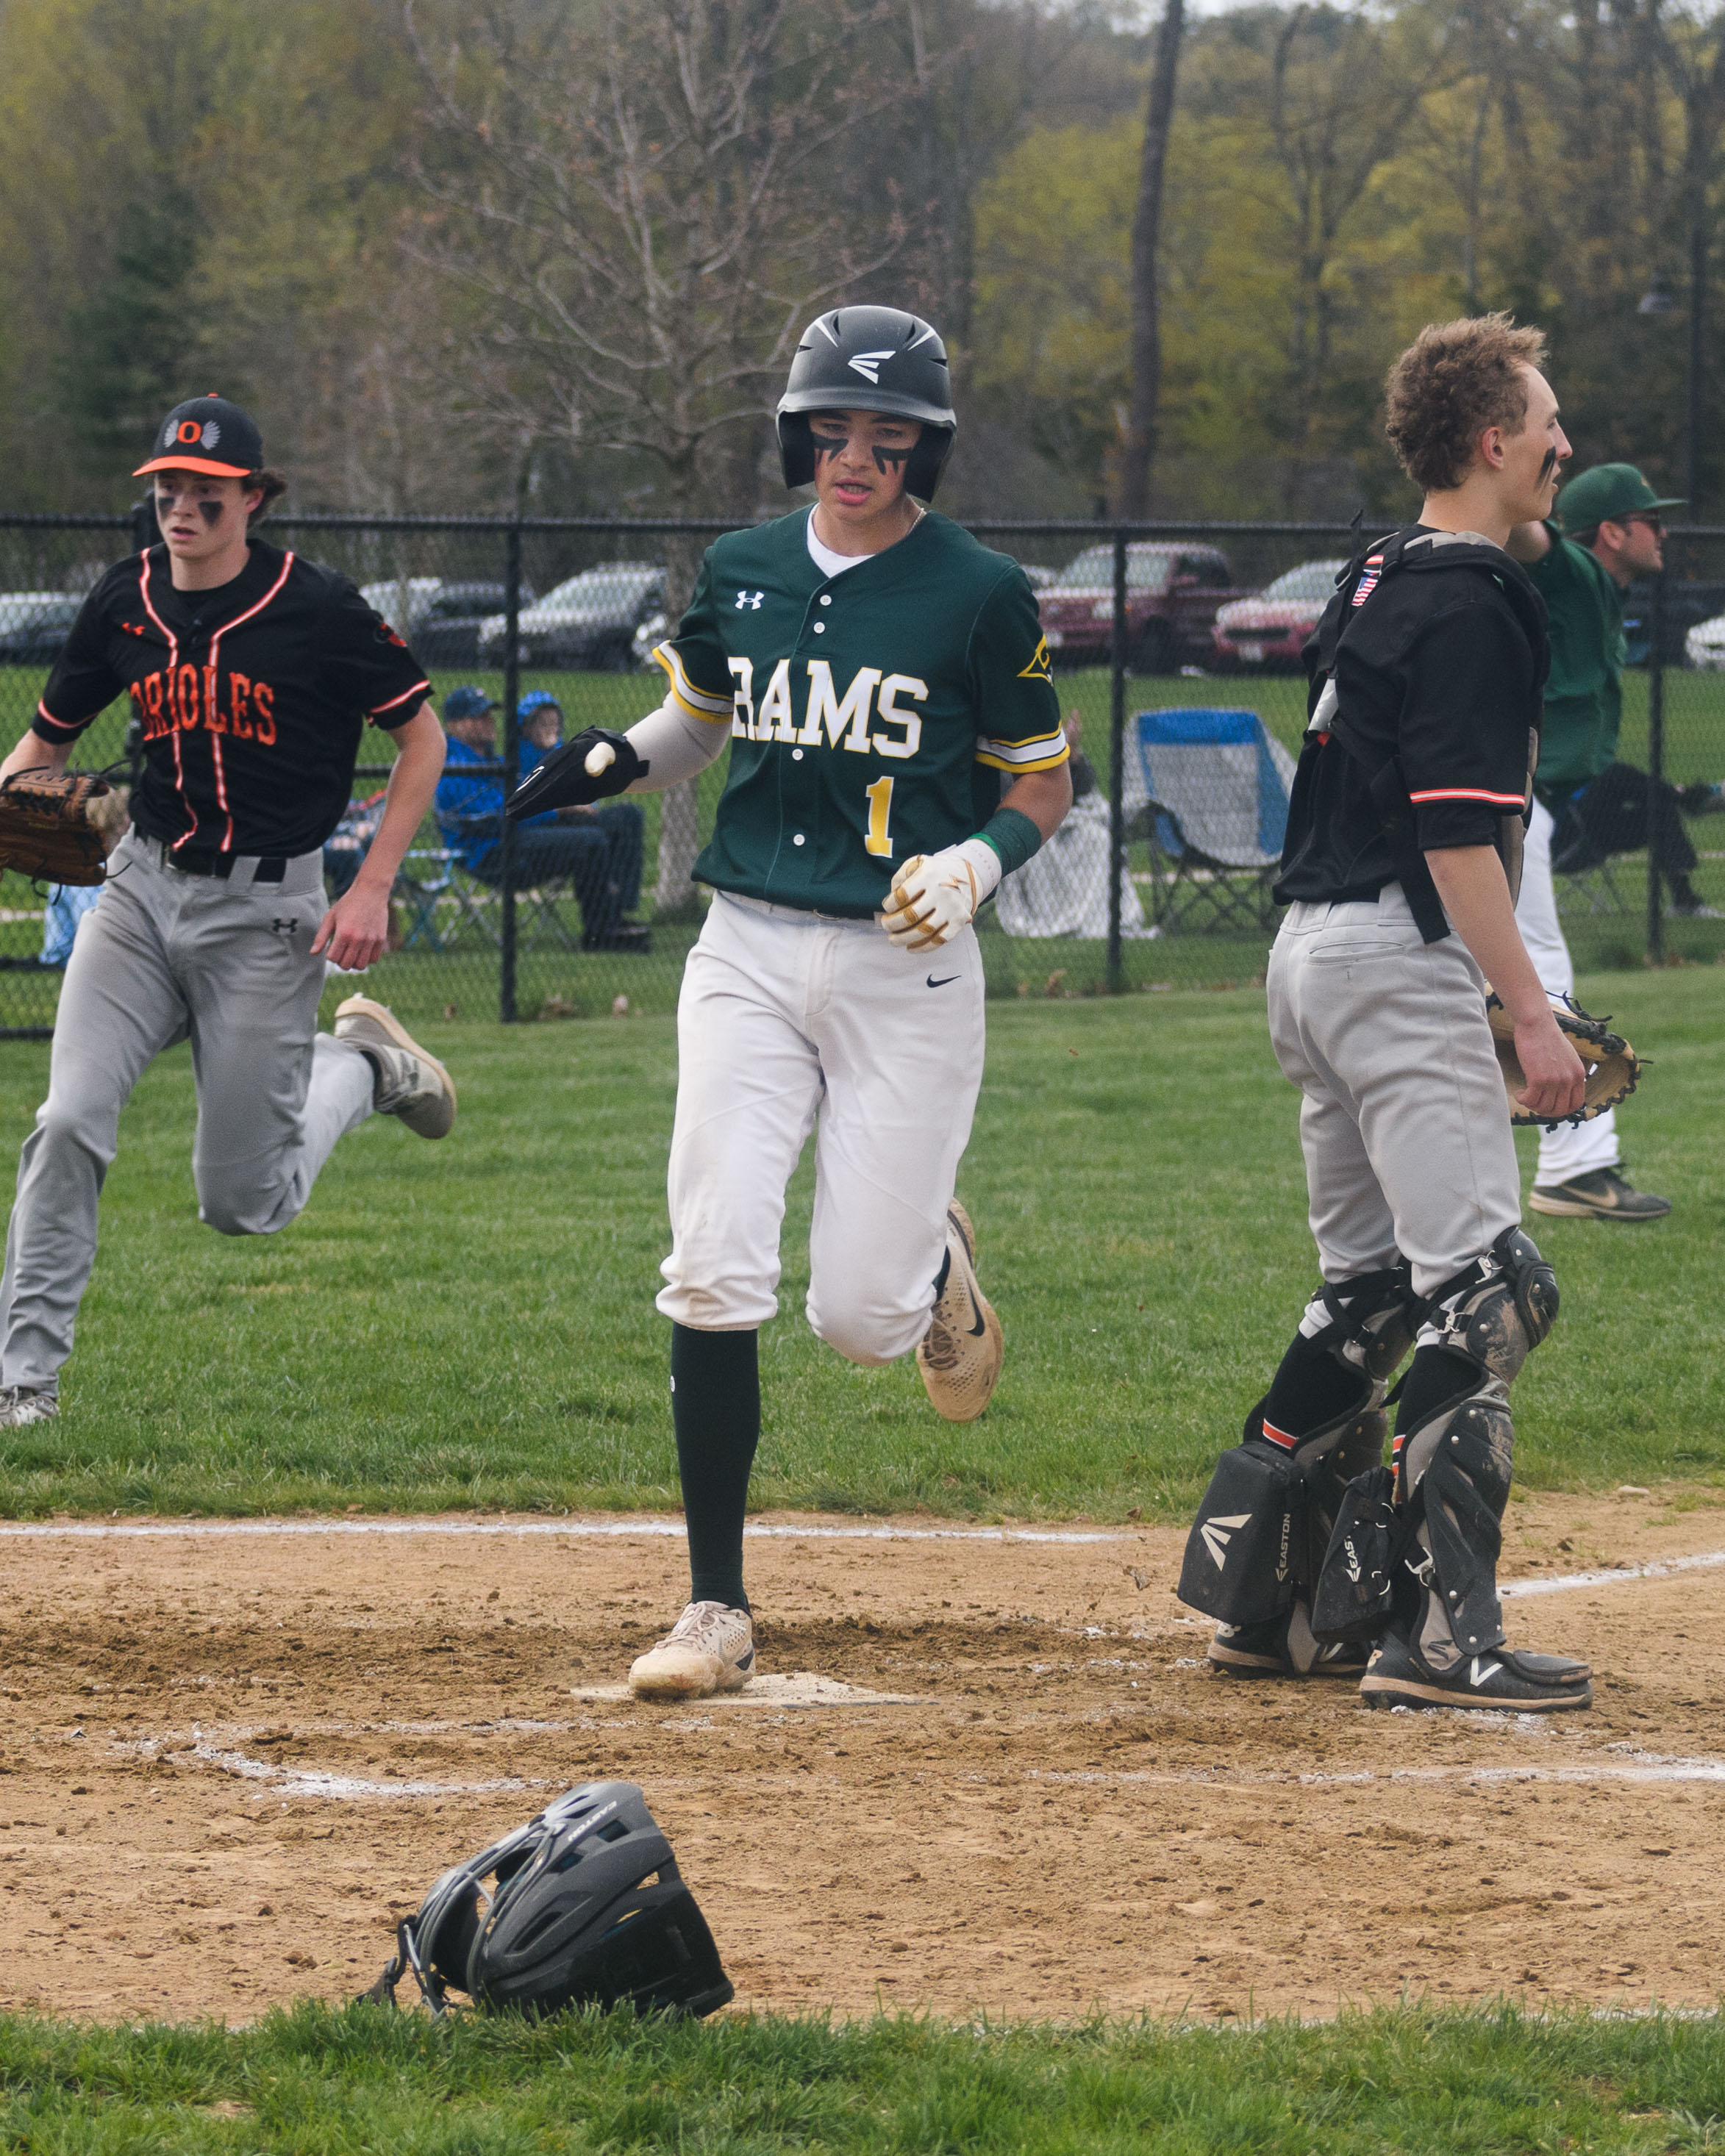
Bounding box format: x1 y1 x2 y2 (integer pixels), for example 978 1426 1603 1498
1035 543 1240 673
1210 558 1347 672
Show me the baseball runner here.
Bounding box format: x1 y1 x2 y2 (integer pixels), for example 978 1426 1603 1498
509 306 1072 1701
1179 316 1595 1713
0 395 455 1430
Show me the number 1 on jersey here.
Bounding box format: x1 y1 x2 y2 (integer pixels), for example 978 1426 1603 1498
863 775 894 858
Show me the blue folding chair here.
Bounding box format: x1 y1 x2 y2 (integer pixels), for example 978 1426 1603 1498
1124 708 1296 934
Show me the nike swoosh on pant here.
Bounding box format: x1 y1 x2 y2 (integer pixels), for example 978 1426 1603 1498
926 973 960 988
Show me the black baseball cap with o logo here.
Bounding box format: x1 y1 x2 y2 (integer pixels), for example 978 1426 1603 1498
134 394 265 480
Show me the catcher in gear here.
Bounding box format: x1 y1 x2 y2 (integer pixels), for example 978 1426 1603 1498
513 307 1071 1703
1180 315 1595 1714
0 394 454 1434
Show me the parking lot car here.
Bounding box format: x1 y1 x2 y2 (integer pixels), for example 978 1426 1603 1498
1211 558 1347 671
0 591 83 665
1034 543 1240 672
358 578 532 670
479 562 665 671
1685 609 1725 670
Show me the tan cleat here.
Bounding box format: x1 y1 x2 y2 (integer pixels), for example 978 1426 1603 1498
333 996 457 1139
627 1600 756 1701
916 1200 1004 1422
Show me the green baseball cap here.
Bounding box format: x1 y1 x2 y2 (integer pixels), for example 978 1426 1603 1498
1555 462 1684 534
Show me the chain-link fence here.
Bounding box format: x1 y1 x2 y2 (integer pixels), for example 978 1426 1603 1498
4 512 1722 1036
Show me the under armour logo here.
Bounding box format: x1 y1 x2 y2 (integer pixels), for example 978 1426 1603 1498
847 351 895 384
735 590 764 611
270 917 298 936
1200 1513 1251 1569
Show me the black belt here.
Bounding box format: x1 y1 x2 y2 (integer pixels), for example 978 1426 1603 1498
162 846 288 883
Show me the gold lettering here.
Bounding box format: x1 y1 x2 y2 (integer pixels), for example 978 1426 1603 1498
754 659 791 743
799 662 880 753
728 656 754 740
872 674 926 759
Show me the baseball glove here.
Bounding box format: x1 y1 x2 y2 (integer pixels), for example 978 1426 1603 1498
0 770 114 887
1485 991 1642 1128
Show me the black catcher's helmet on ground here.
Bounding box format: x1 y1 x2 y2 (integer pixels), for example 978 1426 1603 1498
776 306 956 501
360 1782 732 2020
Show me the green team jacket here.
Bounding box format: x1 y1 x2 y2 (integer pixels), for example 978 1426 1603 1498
1527 520 1625 803
651 507 1067 919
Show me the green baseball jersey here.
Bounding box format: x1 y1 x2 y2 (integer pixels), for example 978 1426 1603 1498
652 507 1065 918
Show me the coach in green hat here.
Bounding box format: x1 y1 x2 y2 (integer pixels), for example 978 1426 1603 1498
1508 461 1722 1222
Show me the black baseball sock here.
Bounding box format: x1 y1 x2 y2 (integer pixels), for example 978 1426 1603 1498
669 1323 760 1613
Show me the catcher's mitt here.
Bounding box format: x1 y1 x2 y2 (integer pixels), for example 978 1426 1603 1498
1485 991 1643 1128
0 770 114 887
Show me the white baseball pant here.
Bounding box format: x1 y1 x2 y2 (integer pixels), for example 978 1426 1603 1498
1513 797 1620 1182
657 891 985 1362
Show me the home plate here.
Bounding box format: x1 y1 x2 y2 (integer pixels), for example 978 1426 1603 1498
569 1672 924 1708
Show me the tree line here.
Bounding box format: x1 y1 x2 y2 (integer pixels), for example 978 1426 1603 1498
1 0 1720 524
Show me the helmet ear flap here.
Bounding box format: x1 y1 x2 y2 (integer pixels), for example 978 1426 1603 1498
777 412 815 490
905 426 954 503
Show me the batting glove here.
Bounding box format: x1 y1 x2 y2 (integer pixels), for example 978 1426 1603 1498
507 728 646 820
877 839 1003 951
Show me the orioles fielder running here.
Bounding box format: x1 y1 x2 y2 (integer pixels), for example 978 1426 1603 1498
511 306 1073 1700
0 395 455 1429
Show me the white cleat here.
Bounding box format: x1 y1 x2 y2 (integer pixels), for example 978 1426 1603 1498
916 1200 1004 1422
0 1386 57 1429
333 996 457 1139
627 1600 756 1701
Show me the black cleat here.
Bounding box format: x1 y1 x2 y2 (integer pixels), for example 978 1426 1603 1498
1360 1631 1593 1713
1209 1600 1368 1680
1529 1166 1671 1222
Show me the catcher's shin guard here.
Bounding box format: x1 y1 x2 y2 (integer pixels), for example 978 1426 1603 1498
1180 1267 1418 1644
1356 1229 1591 1711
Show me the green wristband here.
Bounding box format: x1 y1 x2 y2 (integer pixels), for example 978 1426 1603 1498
977 805 1043 876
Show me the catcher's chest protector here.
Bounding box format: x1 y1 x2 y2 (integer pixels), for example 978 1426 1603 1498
1301 528 1548 939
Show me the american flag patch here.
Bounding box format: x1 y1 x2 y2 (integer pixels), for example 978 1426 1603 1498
1351 555 1384 606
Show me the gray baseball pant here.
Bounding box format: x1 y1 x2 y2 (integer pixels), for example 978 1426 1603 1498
1 830 376 1394
1266 881 1522 1302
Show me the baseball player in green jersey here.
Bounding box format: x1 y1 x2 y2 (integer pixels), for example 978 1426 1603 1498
510 306 1072 1700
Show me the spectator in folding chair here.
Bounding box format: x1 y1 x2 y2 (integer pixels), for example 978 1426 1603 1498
517 691 646 934
993 712 1154 939
435 687 649 952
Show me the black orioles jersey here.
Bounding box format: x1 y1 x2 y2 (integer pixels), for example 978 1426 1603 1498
1275 526 1548 911
35 540 431 859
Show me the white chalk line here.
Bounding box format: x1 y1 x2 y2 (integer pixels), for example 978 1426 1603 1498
112 1732 544 1804
1501 1546 1725 1598
0 1516 1128 1548
1024 1744 1725 1791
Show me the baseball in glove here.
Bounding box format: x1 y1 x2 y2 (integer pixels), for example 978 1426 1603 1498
1485 991 1643 1128
0 770 115 887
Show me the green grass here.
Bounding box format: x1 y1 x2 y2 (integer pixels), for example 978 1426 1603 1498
0 1999 1723 2152
0 968 1717 1521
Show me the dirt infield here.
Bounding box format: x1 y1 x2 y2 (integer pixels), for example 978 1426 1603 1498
1 1488 1721 2026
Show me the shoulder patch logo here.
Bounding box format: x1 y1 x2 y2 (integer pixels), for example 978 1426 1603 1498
1018 635 1054 684
735 589 764 611
846 351 895 384
1351 554 1385 607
